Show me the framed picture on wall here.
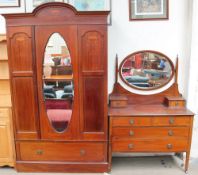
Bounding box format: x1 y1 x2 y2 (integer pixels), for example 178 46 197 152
68 0 110 11
25 0 68 12
68 0 112 25
33 0 65 7
0 0 20 7
129 0 169 20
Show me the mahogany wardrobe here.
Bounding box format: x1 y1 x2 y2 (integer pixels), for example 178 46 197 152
3 2 109 173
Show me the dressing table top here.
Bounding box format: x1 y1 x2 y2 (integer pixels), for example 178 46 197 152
109 104 194 116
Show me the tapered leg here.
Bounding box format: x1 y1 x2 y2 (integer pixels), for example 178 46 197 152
185 152 190 173
108 141 112 172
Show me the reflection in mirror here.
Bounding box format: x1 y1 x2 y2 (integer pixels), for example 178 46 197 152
120 51 174 90
43 33 73 132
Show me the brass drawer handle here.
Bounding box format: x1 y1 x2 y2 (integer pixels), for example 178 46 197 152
129 119 134 125
167 144 173 149
129 130 134 136
128 144 133 149
80 149 86 156
169 118 174 124
168 130 173 136
36 150 43 155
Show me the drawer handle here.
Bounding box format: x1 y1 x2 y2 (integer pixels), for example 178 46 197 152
167 144 173 149
175 102 179 106
129 119 134 125
169 118 174 124
128 144 133 149
36 150 43 155
168 130 173 136
129 131 134 136
80 149 86 156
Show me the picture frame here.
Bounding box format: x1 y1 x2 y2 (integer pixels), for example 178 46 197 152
68 0 112 25
129 0 169 21
33 0 65 7
0 0 20 7
68 0 110 11
25 0 68 12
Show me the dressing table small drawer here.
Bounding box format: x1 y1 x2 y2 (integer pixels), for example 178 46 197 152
164 96 186 107
112 139 188 152
111 127 189 139
153 116 191 126
111 117 152 127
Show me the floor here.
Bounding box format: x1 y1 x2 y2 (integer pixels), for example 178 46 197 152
0 156 198 175
1 118 197 175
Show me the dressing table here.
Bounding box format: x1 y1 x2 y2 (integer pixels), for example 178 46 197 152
108 51 194 173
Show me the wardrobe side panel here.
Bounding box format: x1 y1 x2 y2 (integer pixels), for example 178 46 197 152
7 26 39 140
78 25 107 140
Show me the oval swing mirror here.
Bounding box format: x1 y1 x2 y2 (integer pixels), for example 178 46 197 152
120 51 174 90
43 33 73 132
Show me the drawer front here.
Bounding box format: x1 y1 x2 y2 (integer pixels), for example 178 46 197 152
153 116 190 126
112 117 152 127
0 108 9 118
169 101 185 107
18 142 106 162
112 127 189 139
110 100 127 108
112 139 188 152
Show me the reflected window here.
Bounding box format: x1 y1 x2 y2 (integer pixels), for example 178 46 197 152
43 33 73 132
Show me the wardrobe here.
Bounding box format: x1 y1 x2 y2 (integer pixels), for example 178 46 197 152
3 2 109 172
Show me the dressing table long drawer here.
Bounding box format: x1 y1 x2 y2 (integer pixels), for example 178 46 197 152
112 116 191 127
17 142 106 162
112 127 189 139
112 139 188 152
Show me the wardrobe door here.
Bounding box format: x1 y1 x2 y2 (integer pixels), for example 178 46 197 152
7 26 39 140
78 25 107 141
35 26 79 140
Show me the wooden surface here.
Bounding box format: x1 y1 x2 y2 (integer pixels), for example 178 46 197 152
0 34 15 167
112 127 189 139
78 25 108 140
0 80 10 95
44 75 73 81
0 42 8 60
17 141 106 162
108 53 194 172
0 108 15 167
0 61 9 79
5 2 109 172
112 139 188 152
16 162 109 173
12 77 39 140
0 95 11 107
0 34 6 42
109 105 194 116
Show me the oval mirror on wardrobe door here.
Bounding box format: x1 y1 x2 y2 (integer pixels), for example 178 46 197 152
43 33 73 133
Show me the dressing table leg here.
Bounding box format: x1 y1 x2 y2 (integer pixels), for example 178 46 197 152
108 142 112 172
185 151 190 173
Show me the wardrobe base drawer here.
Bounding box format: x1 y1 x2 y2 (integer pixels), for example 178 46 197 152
112 139 188 152
17 141 106 162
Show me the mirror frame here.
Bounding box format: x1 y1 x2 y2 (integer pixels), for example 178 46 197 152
119 50 175 91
